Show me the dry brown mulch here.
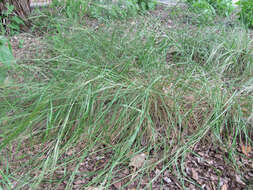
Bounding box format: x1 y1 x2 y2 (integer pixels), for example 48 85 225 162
1 138 252 189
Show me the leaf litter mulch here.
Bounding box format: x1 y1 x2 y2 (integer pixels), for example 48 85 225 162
1 139 252 189
1 4 253 190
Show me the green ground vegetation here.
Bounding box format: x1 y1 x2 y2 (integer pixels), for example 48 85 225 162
0 0 252 189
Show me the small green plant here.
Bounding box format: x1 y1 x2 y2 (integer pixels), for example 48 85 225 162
237 0 253 28
0 3 24 35
135 0 156 10
186 0 234 16
209 0 234 16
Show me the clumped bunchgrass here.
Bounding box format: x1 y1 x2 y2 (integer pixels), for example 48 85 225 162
0 2 252 189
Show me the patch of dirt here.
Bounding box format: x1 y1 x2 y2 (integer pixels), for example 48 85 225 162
149 5 176 29
9 33 48 61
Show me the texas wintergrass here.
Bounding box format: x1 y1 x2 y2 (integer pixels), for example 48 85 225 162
0 10 253 188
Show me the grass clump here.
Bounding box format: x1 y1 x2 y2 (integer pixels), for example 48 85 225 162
0 1 252 189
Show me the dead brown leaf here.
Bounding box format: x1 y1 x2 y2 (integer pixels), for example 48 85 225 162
184 95 195 102
163 176 172 184
113 181 122 189
129 153 146 168
221 184 228 190
192 169 199 181
86 187 101 190
241 144 251 157
235 174 246 185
